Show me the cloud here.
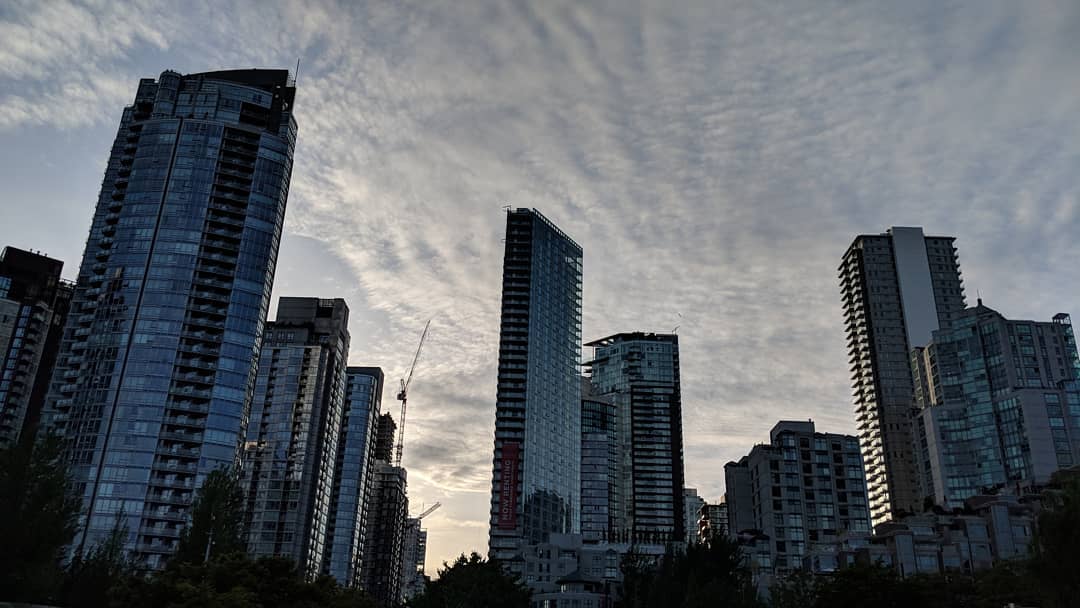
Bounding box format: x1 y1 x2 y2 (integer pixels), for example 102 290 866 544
3 0 1080 570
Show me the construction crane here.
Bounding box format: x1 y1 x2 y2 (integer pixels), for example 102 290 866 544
413 502 441 521
395 319 431 467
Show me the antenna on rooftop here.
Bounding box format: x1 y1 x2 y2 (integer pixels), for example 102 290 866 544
294 57 301 85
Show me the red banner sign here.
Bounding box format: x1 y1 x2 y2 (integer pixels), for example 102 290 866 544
497 442 521 530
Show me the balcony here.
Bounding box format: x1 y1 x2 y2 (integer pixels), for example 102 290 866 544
206 226 242 240
145 492 191 507
188 303 227 317
138 525 182 539
159 430 203 444
134 542 176 555
193 276 232 291
175 355 216 370
166 400 210 415
173 371 214 385
169 385 212 400
207 213 245 229
163 415 205 430
155 444 201 459
192 289 229 304
142 510 188 523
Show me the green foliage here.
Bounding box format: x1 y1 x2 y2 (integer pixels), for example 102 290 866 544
768 559 1043 608
62 514 139 608
0 435 81 603
407 552 532 608
1032 477 1080 608
173 467 246 564
114 552 377 608
618 535 763 608
768 569 818 608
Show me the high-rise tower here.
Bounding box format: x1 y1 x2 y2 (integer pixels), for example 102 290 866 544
323 366 383 586
585 332 685 543
241 298 350 578
839 227 965 524
0 247 72 448
40 69 297 567
361 414 408 606
488 208 583 569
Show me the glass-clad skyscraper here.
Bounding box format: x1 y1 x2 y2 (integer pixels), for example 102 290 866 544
40 69 297 567
241 298 350 578
489 208 583 569
324 366 383 586
911 303 1080 508
585 332 685 543
0 247 72 448
839 227 965 524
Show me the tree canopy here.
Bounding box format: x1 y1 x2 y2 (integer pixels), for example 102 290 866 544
0 435 81 604
408 552 532 608
618 534 763 608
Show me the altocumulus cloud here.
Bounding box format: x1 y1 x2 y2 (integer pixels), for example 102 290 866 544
2 0 1080 569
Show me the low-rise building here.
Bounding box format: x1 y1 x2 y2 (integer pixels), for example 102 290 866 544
802 493 1036 577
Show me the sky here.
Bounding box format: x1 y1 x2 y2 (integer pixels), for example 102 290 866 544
2 0 1080 573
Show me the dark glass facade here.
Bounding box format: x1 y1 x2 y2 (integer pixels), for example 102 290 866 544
0 247 71 448
839 227 965 524
585 332 685 543
361 418 408 607
39 69 297 567
241 298 350 578
580 378 617 542
488 208 583 567
323 366 383 586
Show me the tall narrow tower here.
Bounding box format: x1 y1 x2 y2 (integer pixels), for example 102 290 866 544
40 69 297 567
241 297 350 578
488 208 583 570
839 227 965 524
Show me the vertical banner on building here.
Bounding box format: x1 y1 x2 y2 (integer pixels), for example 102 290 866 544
497 442 521 530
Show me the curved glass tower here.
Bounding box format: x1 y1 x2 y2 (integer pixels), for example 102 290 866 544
41 69 297 568
488 208 583 571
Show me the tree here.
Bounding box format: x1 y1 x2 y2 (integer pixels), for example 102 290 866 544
808 563 911 608
0 435 81 603
1031 476 1080 608
115 552 378 608
618 534 762 608
769 569 818 608
173 467 245 564
408 552 532 608
62 514 139 608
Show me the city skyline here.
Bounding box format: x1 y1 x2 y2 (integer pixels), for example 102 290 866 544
3 1 1080 572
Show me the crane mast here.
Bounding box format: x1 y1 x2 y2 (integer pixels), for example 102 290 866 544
395 320 430 467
